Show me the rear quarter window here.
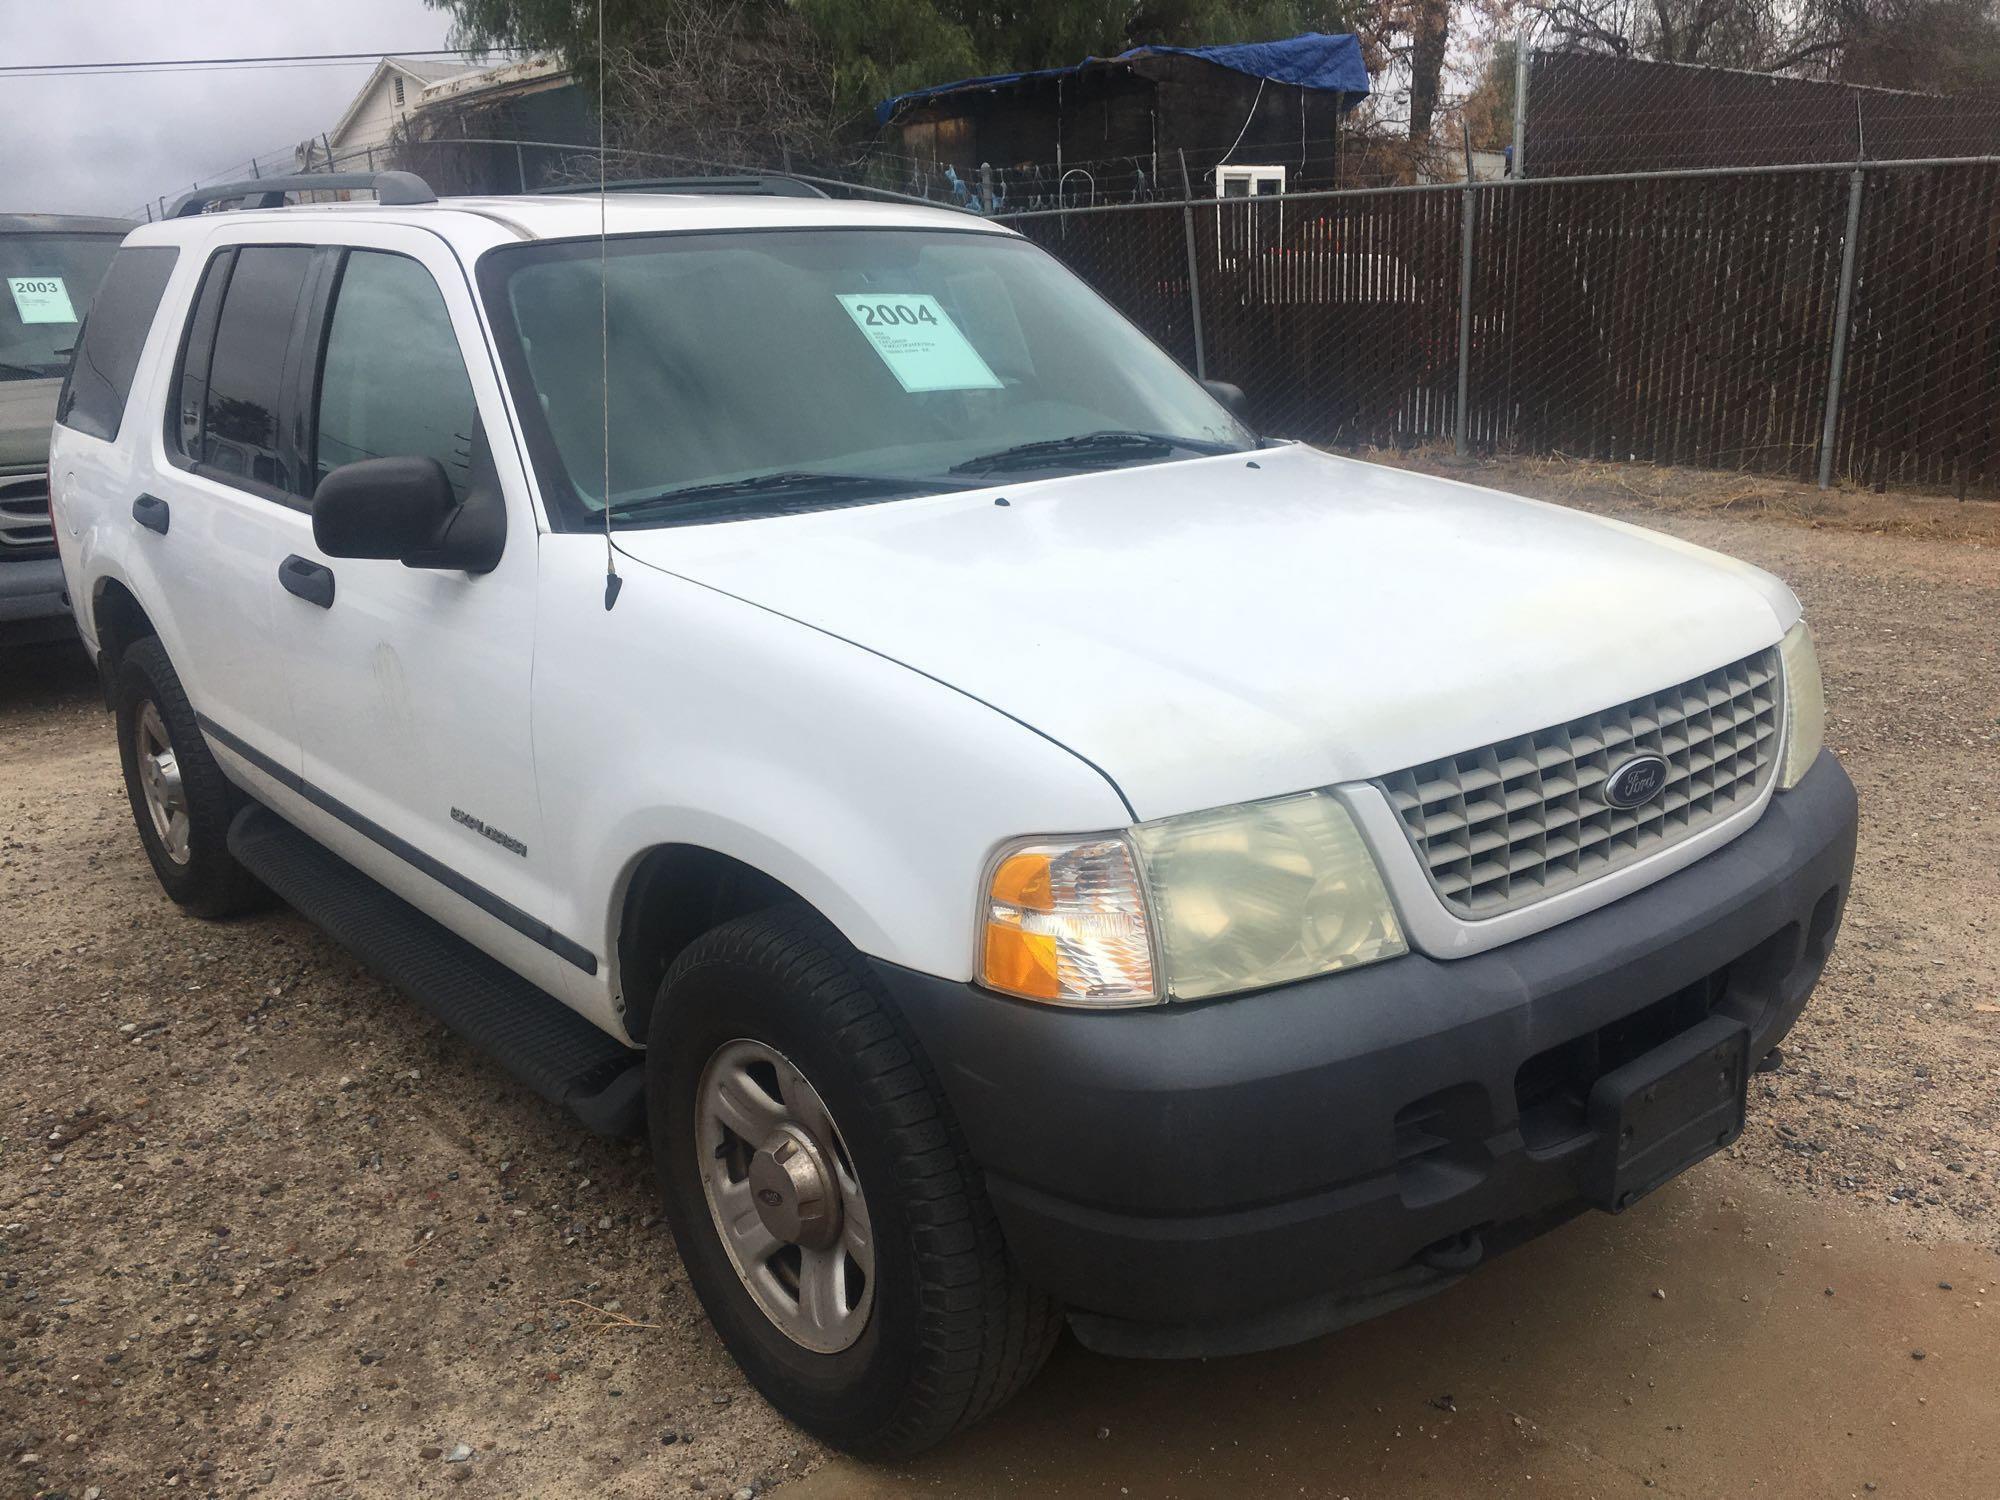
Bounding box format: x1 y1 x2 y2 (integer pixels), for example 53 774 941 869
55 245 179 443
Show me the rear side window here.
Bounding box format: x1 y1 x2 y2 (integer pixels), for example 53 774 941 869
172 246 312 497
54 245 178 443
313 251 476 499
198 247 311 492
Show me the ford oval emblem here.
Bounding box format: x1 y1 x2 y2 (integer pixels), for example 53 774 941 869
1603 753 1670 809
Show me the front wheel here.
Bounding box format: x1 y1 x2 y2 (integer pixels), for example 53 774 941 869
648 906 1060 1457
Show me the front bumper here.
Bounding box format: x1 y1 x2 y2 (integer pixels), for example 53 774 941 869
875 750 1857 1355
0 556 75 644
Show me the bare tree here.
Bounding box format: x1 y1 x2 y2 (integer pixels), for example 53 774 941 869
1406 0 1453 137
596 0 842 177
1526 0 2000 83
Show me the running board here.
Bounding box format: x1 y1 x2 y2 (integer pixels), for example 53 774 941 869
227 804 644 1137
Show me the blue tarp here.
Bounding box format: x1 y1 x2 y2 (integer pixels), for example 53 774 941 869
875 33 1371 126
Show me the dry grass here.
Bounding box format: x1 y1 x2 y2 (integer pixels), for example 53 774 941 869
1357 445 2000 546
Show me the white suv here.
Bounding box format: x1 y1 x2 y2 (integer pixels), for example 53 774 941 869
48 171 1856 1455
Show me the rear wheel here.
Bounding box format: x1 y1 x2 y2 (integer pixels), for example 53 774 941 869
114 637 268 918
648 906 1060 1457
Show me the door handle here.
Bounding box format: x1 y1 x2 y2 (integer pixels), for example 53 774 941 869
132 493 170 535
278 554 335 609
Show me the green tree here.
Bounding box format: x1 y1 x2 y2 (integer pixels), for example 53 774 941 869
429 0 1365 148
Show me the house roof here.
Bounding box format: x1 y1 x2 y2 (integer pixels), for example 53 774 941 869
390 55 480 85
327 55 483 145
417 54 568 108
876 32 1371 125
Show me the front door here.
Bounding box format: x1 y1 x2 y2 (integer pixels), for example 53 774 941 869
261 229 577 997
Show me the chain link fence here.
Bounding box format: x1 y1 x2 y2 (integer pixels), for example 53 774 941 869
134 47 2000 496
1004 157 2000 496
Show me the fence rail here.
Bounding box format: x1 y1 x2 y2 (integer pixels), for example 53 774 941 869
1003 156 2000 496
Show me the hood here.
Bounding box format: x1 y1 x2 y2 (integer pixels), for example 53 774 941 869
0 379 59 471
616 445 1797 821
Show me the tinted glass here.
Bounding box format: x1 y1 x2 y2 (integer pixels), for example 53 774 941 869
199 246 310 492
51 243 175 442
172 252 232 457
481 229 1250 528
314 251 476 500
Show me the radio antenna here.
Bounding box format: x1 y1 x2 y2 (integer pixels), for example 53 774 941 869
597 0 621 610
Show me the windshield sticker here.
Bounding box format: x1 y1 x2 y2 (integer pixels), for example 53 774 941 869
836 293 1001 393
7 275 78 325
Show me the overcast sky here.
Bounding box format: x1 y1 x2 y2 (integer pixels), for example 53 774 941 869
2 0 461 219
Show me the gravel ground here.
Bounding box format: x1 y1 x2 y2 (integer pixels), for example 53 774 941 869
1 655 810 1496
3 463 1996 1498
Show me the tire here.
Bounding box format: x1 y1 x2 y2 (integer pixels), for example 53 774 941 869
648 905 1060 1457
113 636 269 918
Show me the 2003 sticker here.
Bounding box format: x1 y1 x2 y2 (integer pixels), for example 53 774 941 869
7 276 78 325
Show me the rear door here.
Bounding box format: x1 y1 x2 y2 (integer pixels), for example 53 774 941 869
143 237 319 778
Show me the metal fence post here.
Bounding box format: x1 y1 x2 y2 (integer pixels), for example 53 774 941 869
1455 129 1477 459
1512 39 1530 180
1816 166 1866 489
1178 149 1208 379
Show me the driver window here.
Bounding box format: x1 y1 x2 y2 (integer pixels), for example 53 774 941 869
314 251 477 500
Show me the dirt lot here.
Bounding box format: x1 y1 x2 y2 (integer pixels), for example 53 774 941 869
2 459 1997 1499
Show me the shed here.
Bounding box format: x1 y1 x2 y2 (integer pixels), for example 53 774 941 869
874 34 1371 205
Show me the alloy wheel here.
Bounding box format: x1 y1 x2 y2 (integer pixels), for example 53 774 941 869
134 700 192 865
695 1038 875 1353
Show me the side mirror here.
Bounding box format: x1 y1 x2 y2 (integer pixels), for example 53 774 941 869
311 455 503 573
1202 378 1252 425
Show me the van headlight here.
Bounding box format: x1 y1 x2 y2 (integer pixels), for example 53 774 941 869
979 791 1405 1007
1778 620 1824 789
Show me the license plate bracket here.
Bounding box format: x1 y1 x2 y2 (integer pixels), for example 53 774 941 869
1584 1014 1750 1213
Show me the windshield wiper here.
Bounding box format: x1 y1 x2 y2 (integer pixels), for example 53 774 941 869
947 430 1235 477
607 470 959 526
0 360 55 380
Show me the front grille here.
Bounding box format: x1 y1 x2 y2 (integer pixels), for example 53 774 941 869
0 471 56 560
1378 648 1782 919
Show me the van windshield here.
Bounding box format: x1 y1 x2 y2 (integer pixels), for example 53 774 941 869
1 234 122 381
479 227 1253 528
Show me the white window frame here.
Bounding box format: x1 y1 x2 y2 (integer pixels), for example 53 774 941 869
1214 166 1287 263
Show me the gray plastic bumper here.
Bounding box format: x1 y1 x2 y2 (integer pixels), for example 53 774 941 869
0 556 73 641
873 750 1857 1352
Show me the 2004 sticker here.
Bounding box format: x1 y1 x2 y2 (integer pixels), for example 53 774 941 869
7 276 78 325
836 293 1000 393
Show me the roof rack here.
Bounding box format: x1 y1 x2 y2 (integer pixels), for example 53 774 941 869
170 171 437 218
535 175 829 200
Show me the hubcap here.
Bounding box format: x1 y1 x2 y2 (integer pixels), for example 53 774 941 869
134 701 191 866
696 1039 874 1353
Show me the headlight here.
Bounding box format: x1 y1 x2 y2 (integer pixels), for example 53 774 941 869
1133 791 1405 1001
1778 620 1824 789
979 791 1405 1007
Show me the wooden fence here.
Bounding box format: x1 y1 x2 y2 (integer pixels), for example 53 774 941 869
1007 159 2000 495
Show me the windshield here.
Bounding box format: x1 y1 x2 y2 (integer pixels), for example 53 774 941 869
1 234 122 381
479 227 1254 527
